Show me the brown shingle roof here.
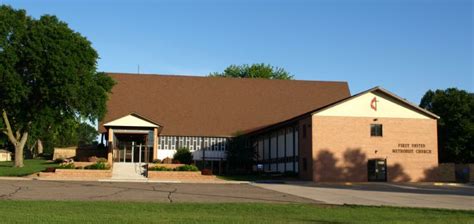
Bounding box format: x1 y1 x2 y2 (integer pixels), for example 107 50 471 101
99 73 351 137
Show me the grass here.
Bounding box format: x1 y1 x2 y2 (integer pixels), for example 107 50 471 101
0 201 472 223
0 158 57 176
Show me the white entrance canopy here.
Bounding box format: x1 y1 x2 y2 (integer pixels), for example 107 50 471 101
104 113 160 164
104 113 160 128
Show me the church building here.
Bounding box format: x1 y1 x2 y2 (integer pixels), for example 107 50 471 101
100 73 439 182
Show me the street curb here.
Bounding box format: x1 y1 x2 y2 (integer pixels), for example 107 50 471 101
0 176 250 184
0 177 33 181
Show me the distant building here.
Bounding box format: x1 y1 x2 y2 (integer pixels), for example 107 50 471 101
100 73 439 182
0 149 12 162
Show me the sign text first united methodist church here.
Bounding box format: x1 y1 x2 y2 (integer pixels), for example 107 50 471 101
392 143 432 154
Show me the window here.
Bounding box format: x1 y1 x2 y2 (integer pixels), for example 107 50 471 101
370 124 383 137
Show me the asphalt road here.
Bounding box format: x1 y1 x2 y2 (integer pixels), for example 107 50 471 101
0 180 317 203
1 179 472 210
255 182 474 210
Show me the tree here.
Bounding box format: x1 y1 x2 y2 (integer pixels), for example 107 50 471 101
210 63 293 80
0 6 115 167
420 88 474 163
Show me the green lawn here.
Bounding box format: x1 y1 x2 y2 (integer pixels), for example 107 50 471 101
0 201 472 223
0 158 57 176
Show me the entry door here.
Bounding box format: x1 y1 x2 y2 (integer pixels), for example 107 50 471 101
116 143 151 163
367 159 387 182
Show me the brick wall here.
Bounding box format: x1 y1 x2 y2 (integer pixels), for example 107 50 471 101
40 169 112 179
73 162 96 168
312 116 438 182
147 171 217 181
53 146 106 161
53 147 77 160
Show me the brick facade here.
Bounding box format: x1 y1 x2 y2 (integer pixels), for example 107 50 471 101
39 169 112 180
311 116 438 182
147 171 218 181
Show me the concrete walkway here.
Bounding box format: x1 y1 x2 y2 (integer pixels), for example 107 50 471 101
111 163 147 181
254 182 474 210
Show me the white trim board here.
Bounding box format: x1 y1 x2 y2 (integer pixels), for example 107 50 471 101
104 114 159 128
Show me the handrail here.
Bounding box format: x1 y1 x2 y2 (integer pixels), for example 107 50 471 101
138 144 143 175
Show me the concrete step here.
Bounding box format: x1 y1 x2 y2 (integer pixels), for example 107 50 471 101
112 163 147 180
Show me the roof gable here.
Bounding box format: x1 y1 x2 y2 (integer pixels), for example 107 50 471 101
104 113 159 128
314 87 439 119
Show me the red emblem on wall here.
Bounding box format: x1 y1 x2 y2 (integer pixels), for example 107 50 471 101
370 97 378 111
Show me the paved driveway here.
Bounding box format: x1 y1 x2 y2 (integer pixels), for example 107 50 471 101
0 179 316 203
254 182 474 210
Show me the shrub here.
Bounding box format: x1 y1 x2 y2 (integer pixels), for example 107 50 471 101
201 168 213 175
57 163 75 169
44 167 56 172
96 157 107 163
162 157 173 164
173 148 193 164
152 159 162 164
283 171 298 177
176 165 199 171
54 158 65 164
85 162 109 170
148 165 199 172
148 166 173 171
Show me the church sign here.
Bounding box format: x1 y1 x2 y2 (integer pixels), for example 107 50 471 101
392 143 432 154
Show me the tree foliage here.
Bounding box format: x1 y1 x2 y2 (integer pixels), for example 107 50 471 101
48 120 99 147
0 6 114 166
210 63 293 80
420 88 474 163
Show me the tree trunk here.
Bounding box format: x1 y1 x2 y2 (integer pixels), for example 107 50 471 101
14 145 24 167
28 140 37 158
2 110 28 168
37 139 43 155
13 131 27 167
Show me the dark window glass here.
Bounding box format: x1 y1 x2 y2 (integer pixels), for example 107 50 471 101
371 124 383 137
302 158 307 171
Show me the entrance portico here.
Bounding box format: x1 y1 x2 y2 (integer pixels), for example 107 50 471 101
104 113 160 164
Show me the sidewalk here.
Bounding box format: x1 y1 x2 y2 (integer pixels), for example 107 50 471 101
253 182 474 210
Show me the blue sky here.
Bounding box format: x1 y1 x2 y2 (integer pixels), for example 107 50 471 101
3 0 473 103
